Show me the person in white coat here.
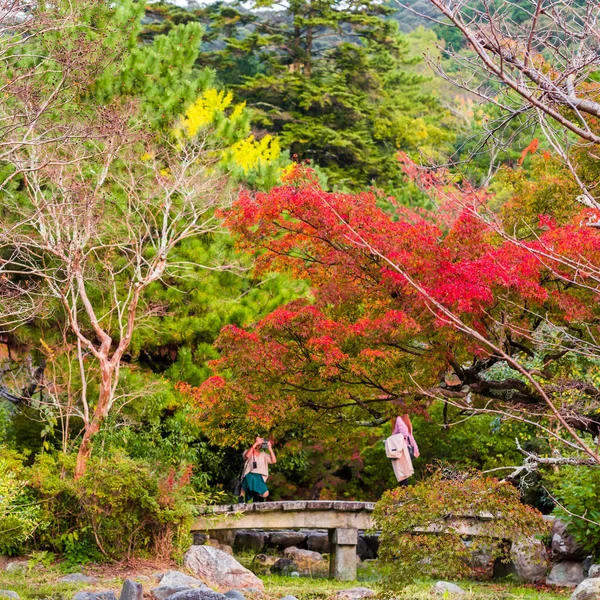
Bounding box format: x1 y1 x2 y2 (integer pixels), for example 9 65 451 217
387 414 419 486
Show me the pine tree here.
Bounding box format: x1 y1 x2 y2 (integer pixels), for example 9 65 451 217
195 0 455 194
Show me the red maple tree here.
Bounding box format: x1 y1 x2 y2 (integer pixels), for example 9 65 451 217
181 163 600 462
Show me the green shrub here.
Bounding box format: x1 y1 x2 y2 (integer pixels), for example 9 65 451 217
0 447 46 555
373 468 548 590
549 465 600 556
29 452 198 563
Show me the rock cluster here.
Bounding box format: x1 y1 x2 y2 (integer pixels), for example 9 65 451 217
208 529 377 560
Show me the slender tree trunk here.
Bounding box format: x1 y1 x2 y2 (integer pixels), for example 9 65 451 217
74 360 113 479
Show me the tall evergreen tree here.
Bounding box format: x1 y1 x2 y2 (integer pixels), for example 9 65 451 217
150 0 455 195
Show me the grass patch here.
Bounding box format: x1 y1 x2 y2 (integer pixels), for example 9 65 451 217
0 568 122 600
0 563 572 600
261 574 571 599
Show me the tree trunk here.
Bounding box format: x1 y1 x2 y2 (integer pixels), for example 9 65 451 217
74 360 113 479
74 423 98 480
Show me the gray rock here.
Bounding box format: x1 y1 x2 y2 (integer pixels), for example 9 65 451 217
159 571 207 588
431 581 465 596
270 558 298 575
589 565 600 579
268 532 307 550
279 597 298 600
571 578 600 600
4 562 28 573
356 537 371 561
184 545 264 592
361 534 379 559
166 591 229 600
205 539 233 556
224 592 245 600
211 531 236 548
510 538 548 583
464 539 494 569
332 587 376 599
60 573 99 583
251 554 277 575
193 532 209 545
234 531 267 553
252 554 278 567
552 519 587 560
119 579 143 600
282 547 327 576
306 532 329 554
151 586 191 600
290 572 299 578
152 572 164 582
73 593 117 600
132 575 151 583
0 592 19 600
547 562 585 587
583 557 595 577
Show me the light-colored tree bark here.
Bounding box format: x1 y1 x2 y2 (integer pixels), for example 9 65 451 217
1 105 230 477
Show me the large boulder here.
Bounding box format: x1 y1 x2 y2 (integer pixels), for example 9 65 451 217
332 587 376 599
234 531 267 553
547 562 585 587
184 545 264 591
159 571 208 588
552 519 587 560
268 532 307 550
306 532 329 554
283 547 327 576
571 578 600 600
510 538 549 583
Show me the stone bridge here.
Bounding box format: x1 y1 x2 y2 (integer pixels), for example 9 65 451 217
193 500 503 581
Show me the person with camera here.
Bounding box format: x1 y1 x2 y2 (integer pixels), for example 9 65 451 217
239 436 276 503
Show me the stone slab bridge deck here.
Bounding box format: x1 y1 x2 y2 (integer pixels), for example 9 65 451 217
193 500 501 581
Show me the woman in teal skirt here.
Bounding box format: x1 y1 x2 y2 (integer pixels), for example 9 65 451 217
240 436 277 503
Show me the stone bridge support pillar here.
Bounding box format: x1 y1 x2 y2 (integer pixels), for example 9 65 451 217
328 527 357 581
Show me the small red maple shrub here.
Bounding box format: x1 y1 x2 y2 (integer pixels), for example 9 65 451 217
373 468 548 589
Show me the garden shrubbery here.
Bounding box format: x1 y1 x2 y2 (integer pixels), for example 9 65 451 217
373 468 548 590
26 452 198 563
0 448 46 556
549 465 600 556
